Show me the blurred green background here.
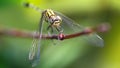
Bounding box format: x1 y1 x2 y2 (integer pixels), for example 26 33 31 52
0 0 120 68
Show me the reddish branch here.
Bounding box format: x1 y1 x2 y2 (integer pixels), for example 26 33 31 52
0 23 110 40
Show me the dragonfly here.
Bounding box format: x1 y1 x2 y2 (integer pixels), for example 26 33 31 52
24 2 104 67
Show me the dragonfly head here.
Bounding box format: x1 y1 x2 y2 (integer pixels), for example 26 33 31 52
52 16 62 27
53 20 61 27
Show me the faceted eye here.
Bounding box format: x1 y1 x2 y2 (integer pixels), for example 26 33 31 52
57 16 62 21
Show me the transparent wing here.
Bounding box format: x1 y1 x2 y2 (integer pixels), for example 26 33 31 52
29 32 38 61
29 14 44 67
28 31 41 67
54 11 104 47
54 11 84 34
84 33 104 47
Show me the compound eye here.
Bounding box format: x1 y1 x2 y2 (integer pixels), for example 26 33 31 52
57 16 62 21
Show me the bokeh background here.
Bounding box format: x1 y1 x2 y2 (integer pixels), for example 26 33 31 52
0 0 120 68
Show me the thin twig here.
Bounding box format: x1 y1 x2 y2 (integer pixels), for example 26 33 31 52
0 23 110 40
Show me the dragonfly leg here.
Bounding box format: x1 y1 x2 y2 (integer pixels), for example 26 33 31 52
50 27 54 34
54 26 65 40
47 25 51 31
56 26 63 33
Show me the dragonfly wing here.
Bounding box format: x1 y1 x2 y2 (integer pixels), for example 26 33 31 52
84 33 104 47
28 32 41 67
29 36 37 61
29 14 44 67
54 11 104 47
54 11 84 34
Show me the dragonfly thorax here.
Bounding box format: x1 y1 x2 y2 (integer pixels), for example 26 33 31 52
44 9 62 27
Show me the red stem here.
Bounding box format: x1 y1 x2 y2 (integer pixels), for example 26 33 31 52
0 23 110 40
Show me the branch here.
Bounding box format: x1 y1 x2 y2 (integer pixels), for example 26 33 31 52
0 23 110 40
